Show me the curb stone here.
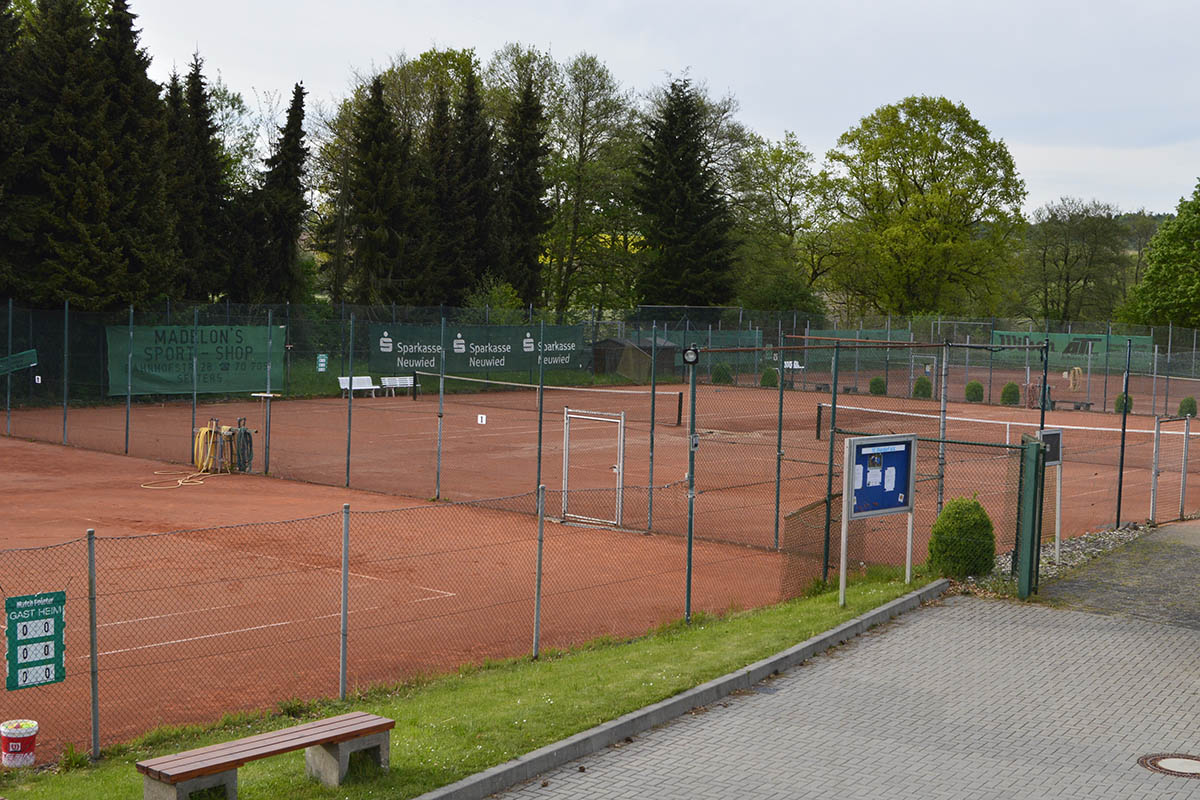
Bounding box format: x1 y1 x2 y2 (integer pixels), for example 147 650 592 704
414 579 950 800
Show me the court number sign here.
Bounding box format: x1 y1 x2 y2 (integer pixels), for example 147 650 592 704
5 592 65 691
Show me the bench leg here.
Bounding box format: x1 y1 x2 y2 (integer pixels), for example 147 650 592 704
305 731 390 788
143 770 236 800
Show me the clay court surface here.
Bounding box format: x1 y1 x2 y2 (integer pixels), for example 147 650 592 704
0 381 1188 756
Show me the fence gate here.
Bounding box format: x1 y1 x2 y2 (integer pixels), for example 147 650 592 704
562 407 626 526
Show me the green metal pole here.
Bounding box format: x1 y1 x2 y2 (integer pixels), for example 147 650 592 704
62 299 69 445
435 317 445 500
685 356 697 623
774 321 784 550
648 322 658 531
125 306 132 454
822 343 841 581
535 320 545 495
5 297 11 436
1039 339 1049 430
191 308 198 462
265 309 273 474
1116 339 1132 527
345 314 354 488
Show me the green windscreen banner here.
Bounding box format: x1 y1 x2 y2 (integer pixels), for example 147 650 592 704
991 330 1152 357
0 348 37 376
368 324 586 375
106 325 286 396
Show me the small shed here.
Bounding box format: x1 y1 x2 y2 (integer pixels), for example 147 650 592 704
592 336 679 382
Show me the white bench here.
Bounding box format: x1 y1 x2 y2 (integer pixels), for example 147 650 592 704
380 375 420 398
338 376 380 398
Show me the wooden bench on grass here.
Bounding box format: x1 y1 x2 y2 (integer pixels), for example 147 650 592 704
338 375 380 398
380 375 420 398
136 712 394 800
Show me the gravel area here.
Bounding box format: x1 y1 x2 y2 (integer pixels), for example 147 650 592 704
971 521 1156 590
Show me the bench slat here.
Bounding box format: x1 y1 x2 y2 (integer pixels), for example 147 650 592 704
137 712 394 784
137 712 385 772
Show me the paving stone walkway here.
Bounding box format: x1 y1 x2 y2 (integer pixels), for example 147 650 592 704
495 523 1200 799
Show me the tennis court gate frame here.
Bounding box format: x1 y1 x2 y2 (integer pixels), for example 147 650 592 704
1150 414 1194 524
562 407 626 527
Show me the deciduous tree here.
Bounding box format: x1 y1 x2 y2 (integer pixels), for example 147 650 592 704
1125 180 1200 326
825 95 1025 315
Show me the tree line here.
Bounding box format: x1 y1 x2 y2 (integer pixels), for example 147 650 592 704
2 0 1198 328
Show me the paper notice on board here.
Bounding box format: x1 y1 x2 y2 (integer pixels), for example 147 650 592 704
854 464 864 489
866 468 882 487
885 466 896 492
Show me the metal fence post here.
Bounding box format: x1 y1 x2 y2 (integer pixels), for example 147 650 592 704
774 321 784 550
345 315 354 488
88 528 100 759
265 309 273 474
822 343 841 580
5 297 11 438
1152 344 1159 416
1116 339 1132 527
436 317 445 500
938 342 949 514
1182 415 1192 520
536 320 545 496
1166 323 1173 415
648 322 658 531
340 504 349 700
125 306 133 454
533 485 545 658
1150 416 1161 523
62 299 69 445
685 357 697 623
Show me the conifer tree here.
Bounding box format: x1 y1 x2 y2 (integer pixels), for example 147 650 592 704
255 82 310 303
96 0 176 304
497 74 550 307
7 0 123 309
173 53 233 300
0 0 22 297
345 75 408 304
453 65 499 293
422 83 469 305
635 78 735 306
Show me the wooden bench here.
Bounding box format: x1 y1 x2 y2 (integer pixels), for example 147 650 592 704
380 375 420 398
136 712 394 799
338 375 380 397
1071 400 1093 411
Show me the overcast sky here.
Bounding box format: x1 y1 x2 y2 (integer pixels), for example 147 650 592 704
133 0 1200 215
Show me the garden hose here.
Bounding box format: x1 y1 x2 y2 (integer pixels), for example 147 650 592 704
193 420 221 472
232 417 253 473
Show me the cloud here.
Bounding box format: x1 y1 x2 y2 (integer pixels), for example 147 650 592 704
1009 139 1200 215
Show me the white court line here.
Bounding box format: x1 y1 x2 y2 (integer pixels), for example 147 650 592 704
99 604 240 628
411 584 455 601
86 583 459 657
89 606 382 657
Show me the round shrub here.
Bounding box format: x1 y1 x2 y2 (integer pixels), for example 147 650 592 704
1179 396 1197 418
869 376 887 395
913 376 932 399
711 363 734 385
1000 382 1021 406
965 380 984 402
760 367 778 388
928 497 995 580
1114 392 1133 414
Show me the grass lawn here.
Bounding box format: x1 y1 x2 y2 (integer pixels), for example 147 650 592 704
0 571 932 800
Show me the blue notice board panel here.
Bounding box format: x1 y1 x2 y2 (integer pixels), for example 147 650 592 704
845 434 917 519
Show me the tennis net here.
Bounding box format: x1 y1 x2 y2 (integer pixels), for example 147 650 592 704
817 403 1167 471
415 371 684 426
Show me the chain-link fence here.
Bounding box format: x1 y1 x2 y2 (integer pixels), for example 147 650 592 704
0 489 796 762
